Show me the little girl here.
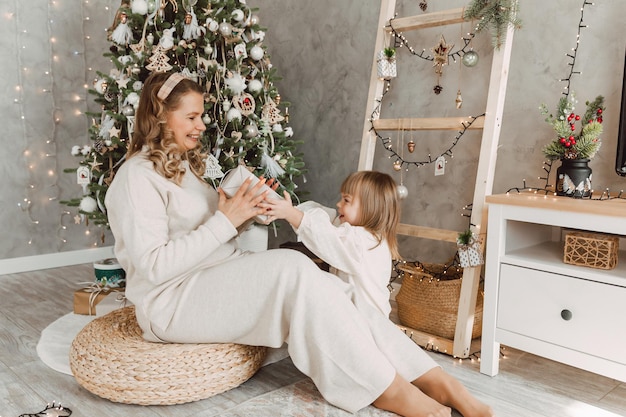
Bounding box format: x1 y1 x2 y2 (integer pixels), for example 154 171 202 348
262 170 400 317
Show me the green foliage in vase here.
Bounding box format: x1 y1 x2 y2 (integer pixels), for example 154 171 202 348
63 0 305 227
540 94 605 161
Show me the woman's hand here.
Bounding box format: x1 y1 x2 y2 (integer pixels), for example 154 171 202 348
217 177 270 228
259 191 304 228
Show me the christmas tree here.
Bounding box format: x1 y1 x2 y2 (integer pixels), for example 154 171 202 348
64 0 305 227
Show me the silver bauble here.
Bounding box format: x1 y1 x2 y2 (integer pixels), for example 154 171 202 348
219 22 233 37
396 184 408 199
122 105 135 116
462 50 479 67
244 123 259 138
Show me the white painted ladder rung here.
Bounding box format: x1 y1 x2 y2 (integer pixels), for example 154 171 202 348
385 7 466 32
397 223 459 243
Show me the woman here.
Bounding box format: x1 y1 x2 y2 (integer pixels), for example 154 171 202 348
104 71 493 417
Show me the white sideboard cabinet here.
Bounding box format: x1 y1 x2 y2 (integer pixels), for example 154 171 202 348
480 193 626 382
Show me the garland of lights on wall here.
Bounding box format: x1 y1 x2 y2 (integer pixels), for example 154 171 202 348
9 0 113 250
506 0 625 200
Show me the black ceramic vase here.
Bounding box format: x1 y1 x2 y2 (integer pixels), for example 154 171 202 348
556 158 592 198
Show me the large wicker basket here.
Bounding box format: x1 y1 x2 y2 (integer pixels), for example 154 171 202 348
70 306 267 405
395 263 483 340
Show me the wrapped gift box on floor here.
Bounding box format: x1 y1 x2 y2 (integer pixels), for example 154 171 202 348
73 287 125 316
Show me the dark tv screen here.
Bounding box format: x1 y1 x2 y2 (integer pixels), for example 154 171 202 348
615 50 626 176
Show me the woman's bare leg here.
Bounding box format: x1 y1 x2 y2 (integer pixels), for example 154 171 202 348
373 373 452 417
412 368 494 417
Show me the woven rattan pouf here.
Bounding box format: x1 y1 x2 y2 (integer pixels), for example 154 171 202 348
69 306 267 405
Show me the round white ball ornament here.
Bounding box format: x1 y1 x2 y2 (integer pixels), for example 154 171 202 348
250 45 264 61
396 184 408 199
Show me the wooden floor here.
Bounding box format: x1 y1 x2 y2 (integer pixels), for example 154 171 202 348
1 263 625 417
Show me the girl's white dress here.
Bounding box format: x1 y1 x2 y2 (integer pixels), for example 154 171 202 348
104 151 437 413
294 201 393 317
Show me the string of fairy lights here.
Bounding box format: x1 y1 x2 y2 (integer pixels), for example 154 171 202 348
369 80 485 171
8 0 114 252
369 18 484 172
388 15 477 63
560 0 593 100
48 0 70 248
507 0 625 200
11 1 38 246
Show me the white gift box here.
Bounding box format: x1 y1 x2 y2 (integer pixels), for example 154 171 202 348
458 245 483 268
457 238 484 268
220 165 282 223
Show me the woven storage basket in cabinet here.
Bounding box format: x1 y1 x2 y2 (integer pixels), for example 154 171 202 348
563 231 619 270
396 263 483 340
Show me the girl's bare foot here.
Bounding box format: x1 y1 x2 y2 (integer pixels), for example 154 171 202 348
412 368 494 417
374 373 452 417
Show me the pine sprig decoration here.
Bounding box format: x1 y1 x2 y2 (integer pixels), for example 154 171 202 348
541 93 605 160
457 229 473 245
464 0 522 50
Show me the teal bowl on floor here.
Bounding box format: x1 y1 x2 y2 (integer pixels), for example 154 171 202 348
94 258 126 288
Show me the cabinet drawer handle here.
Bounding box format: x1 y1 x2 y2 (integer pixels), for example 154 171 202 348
561 309 573 321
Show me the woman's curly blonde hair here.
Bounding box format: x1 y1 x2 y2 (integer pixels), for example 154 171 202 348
128 72 206 184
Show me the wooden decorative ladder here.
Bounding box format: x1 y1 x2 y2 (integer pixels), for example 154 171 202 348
359 1 515 358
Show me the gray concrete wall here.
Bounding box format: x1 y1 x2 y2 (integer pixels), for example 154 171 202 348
0 0 624 264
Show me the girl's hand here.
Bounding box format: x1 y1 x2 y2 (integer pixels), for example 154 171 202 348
259 191 304 228
217 177 269 228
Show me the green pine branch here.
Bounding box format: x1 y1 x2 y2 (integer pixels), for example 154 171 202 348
464 0 522 49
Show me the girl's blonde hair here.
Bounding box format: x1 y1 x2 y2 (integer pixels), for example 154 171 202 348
128 72 206 184
340 171 401 259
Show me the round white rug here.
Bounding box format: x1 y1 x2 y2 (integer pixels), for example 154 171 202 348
37 313 95 375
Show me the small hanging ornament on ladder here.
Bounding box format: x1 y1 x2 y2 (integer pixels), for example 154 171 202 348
396 120 408 199
455 23 464 109
407 119 415 152
431 35 453 94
